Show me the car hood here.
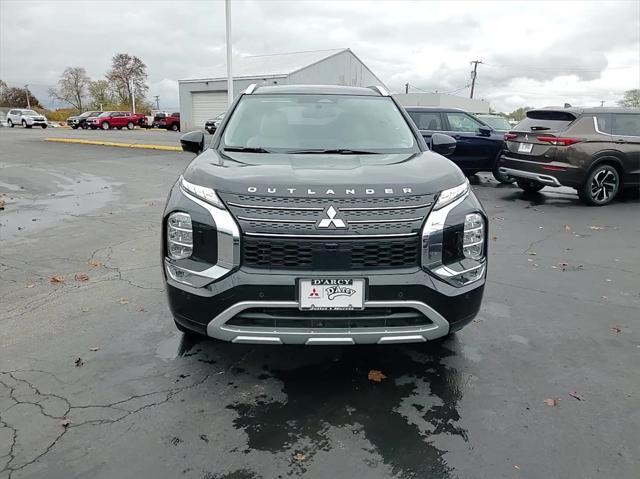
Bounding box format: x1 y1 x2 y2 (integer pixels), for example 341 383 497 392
182 149 466 197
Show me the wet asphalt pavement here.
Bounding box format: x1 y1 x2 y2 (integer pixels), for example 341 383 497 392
1 128 639 479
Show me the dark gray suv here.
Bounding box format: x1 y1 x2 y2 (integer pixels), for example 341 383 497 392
499 107 640 205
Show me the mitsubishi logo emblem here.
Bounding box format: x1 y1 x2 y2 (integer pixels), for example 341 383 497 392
316 205 347 229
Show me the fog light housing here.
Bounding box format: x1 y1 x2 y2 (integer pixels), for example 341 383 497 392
463 213 484 260
167 212 193 260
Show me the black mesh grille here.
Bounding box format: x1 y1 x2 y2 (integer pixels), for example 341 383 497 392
242 236 420 270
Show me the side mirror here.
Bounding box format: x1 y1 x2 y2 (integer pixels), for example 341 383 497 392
478 126 492 137
430 133 456 157
180 131 205 154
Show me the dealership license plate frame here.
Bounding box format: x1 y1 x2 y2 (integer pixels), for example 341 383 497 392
518 143 534 153
298 278 365 311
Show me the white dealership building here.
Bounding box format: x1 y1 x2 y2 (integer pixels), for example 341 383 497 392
178 48 386 131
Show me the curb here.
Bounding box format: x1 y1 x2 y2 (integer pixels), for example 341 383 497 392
44 137 182 152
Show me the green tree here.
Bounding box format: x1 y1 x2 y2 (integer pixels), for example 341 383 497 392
507 107 532 122
106 53 149 107
618 89 640 108
87 80 114 110
49 67 91 111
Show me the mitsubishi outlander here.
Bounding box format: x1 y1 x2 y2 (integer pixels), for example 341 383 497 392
162 84 487 345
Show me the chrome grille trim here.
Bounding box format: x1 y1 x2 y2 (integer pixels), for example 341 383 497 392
244 232 418 239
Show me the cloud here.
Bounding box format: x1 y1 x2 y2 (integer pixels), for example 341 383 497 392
1 0 638 112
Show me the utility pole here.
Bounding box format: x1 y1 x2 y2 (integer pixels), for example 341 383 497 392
600 100 605 107
405 83 409 94
154 95 160 110
130 79 136 114
469 60 483 99
225 0 233 107
24 84 31 108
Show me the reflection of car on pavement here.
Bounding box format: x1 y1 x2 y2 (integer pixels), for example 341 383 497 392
405 107 513 183
500 107 640 206
86 111 148 130
476 114 512 132
162 84 487 345
66 111 101 129
205 113 225 134
6 109 48 129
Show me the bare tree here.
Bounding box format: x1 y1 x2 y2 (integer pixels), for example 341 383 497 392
0 83 43 108
106 53 149 106
618 89 640 108
49 67 91 111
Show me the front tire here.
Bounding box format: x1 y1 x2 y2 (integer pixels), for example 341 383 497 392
41 125 47 129
170 123 179 131
516 178 544 193
578 164 620 206
127 121 134 130
22 120 32 129
101 122 110 130
7 119 13 127
71 125 78 129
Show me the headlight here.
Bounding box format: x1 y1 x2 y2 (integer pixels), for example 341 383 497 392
167 212 193 260
463 213 484 260
433 180 469 210
180 176 225 209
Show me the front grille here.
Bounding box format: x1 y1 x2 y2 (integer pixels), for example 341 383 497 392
218 192 434 237
242 236 420 270
226 307 432 329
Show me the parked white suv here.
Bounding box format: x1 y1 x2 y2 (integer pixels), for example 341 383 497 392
6 109 48 129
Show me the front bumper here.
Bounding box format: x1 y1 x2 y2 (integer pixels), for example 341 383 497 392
163 183 486 345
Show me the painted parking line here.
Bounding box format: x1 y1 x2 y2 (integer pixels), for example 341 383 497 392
44 137 182 152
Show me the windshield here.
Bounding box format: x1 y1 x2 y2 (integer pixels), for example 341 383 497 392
22 110 38 116
221 94 417 153
98 112 111 117
78 111 92 118
478 116 511 131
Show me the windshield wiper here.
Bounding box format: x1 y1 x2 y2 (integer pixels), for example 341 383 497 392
286 148 380 155
530 126 551 131
223 146 273 153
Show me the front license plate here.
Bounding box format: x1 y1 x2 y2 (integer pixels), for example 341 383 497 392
518 143 533 153
299 278 365 310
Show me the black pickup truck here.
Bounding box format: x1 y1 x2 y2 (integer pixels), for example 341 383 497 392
162 85 487 345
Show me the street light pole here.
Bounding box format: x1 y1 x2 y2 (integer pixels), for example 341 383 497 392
130 79 136 114
225 0 233 106
24 84 31 108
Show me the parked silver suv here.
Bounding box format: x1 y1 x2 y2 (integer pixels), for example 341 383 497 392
6 109 48 129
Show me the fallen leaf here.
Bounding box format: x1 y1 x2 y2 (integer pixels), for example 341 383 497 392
610 325 622 334
528 252 537 256
293 452 306 462
26 282 36 288
60 419 70 428
514 465 521 470
49 275 65 284
74 357 84 367
88 259 102 267
0 199 5 210
89 347 99 352
368 369 387 382
569 392 584 401
137 307 146 312
589 226 604 230
543 397 560 407
199 434 209 443
605 279 612 282
564 224 571 231
491 236 497 241
74 272 89 282
119 298 130 305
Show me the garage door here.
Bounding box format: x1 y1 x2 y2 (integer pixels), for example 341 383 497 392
191 91 228 127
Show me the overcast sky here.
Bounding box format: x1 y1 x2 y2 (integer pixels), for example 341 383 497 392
1 0 638 112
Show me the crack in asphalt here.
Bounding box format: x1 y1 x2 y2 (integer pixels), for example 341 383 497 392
0 368 212 478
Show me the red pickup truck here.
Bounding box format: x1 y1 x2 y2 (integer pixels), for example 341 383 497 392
87 111 148 130
158 112 180 131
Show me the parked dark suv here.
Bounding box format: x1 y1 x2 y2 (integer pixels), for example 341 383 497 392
405 107 513 183
163 84 487 345
499 108 640 205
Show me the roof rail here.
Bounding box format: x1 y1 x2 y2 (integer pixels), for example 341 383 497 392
367 85 390 97
244 84 258 94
